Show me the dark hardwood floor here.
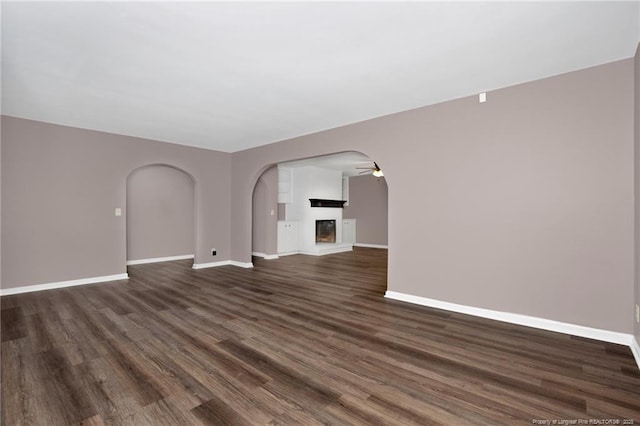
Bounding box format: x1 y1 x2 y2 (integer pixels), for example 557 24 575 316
2 248 639 425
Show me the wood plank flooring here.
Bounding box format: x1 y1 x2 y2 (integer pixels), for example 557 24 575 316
2 248 639 425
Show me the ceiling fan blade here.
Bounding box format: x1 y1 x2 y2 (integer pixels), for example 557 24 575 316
358 170 371 174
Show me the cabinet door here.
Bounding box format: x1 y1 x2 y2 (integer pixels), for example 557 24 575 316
342 219 356 244
288 222 299 252
277 221 299 254
277 222 288 253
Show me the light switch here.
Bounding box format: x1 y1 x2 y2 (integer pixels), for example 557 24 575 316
270 209 275 216
115 208 122 217
479 92 487 103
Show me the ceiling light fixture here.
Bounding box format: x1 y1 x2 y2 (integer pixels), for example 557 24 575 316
357 161 384 177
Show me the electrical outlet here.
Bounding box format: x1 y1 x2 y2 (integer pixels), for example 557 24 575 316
636 304 640 323
211 249 217 256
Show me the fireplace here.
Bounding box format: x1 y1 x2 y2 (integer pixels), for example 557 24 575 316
316 220 336 243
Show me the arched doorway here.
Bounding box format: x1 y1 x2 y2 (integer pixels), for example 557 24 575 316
252 165 279 259
126 164 196 265
250 151 389 292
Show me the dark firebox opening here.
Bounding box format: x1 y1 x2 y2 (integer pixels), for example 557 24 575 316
316 220 336 243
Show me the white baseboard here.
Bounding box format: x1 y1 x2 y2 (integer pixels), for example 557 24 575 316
354 243 388 249
192 260 229 269
127 254 194 265
229 261 254 268
277 251 299 257
385 290 640 369
631 336 640 369
252 252 279 260
192 260 254 270
0 273 129 296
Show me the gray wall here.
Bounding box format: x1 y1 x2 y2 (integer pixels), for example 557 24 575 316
635 43 640 342
127 165 195 261
343 175 388 246
1 117 230 289
252 166 278 256
230 59 635 334
0 117 2 288
252 172 267 255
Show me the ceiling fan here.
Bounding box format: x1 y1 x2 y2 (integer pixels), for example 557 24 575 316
357 162 384 177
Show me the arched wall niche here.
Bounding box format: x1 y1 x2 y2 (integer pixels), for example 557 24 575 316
126 164 196 263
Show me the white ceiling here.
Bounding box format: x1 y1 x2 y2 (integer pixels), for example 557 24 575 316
279 151 374 177
2 2 639 153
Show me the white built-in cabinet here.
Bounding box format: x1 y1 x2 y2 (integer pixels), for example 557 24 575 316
277 221 299 254
342 219 356 244
277 168 292 203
